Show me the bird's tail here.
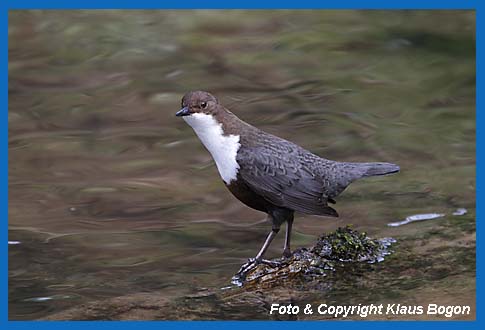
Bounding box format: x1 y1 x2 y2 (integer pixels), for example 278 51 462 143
338 161 400 182
355 162 400 178
326 161 400 198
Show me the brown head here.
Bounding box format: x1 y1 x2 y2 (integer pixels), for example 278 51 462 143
175 90 251 139
176 91 221 117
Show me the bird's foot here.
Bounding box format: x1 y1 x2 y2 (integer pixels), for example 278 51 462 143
282 248 292 259
231 257 286 287
231 257 261 287
260 258 283 268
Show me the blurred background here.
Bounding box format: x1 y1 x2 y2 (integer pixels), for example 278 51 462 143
9 10 475 320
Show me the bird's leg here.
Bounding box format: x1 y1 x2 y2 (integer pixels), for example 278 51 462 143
254 226 280 262
283 215 294 258
241 226 280 269
232 209 294 286
231 221 281 286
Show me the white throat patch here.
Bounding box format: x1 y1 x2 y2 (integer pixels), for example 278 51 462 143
183 113 241 184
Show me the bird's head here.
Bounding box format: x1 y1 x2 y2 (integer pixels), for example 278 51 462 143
176 91 220 117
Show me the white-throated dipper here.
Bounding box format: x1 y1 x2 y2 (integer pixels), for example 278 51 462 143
176 91 399 282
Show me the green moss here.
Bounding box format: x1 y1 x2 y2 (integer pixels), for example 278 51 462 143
312 225 388 262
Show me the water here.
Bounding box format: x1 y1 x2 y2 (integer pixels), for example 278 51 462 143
8 10 475 320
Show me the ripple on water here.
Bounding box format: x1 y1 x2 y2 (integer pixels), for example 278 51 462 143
387 213 446 227
23 294 79 302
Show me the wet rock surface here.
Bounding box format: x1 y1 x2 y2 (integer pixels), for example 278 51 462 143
236 226 395 288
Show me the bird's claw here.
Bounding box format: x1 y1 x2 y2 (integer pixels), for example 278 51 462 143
231 257 286 286
260 259 283 268
231 258 260 286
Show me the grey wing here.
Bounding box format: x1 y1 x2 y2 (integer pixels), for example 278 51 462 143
236 145 338 217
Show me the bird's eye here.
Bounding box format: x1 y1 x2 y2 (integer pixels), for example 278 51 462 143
200 102 207 109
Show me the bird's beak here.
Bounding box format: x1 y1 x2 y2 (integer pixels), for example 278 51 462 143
175 107 190 117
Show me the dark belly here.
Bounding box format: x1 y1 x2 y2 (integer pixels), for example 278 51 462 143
226 178 269 213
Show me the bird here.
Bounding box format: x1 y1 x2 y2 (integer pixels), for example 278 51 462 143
176 90 399 282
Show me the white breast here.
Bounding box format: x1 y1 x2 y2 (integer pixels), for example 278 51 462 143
183 113 241 184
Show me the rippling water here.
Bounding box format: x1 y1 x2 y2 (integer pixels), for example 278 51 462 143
8 10 475 320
